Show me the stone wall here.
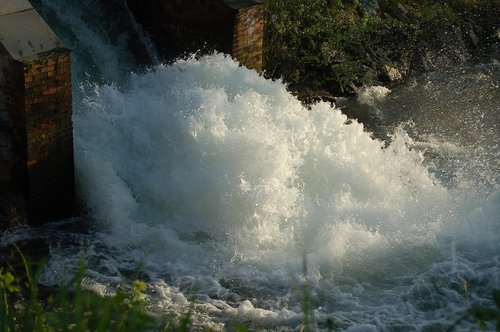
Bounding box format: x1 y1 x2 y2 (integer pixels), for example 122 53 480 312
233 4 264 73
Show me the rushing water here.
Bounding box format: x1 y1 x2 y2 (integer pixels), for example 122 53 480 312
2 1 499 331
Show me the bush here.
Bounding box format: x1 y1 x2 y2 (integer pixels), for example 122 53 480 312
263 0 499 103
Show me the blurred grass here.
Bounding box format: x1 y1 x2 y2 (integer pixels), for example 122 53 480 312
2 244 496 331
0 244 191 332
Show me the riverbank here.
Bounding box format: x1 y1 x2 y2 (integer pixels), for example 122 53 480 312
263 0 499 103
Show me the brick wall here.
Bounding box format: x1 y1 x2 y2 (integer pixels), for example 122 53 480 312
1 2 74 229
24 50 74 224
0 48 74 228
233 4 264 73
0 46 27 228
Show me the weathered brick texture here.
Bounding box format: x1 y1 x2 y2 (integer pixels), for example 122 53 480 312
1 1 75 228
23 50 74 224
233 4 264 73
126 0 265 71
1 49 74 227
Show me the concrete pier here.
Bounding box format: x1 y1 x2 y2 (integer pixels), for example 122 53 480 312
0 0 74 227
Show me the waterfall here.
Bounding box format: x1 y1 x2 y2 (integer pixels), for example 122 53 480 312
4 1 499 330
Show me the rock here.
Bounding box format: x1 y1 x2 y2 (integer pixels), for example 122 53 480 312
383 65 403 82
356 85 391 106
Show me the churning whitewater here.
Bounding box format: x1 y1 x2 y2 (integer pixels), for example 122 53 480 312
6 0 499 330
68 53 499 330
76 53 448 265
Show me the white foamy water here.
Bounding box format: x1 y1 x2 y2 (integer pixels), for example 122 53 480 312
5 1 500 330
67 54 499 330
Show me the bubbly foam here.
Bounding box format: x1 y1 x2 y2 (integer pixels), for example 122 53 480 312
7 1 499 328
75 54 448 269
70 53 499 329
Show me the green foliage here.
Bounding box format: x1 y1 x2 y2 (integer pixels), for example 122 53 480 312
0 267 20 323
447 289 500 331
264 0 340 101
0 248 198 332
0 269 20 294
0 248 333 332
468 290 500 331
263 0 500 102
5 245 499 331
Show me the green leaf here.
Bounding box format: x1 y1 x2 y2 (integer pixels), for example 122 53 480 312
4 272 14 285
231 322 250 332
133 280 147 292
6 284 20 293
0 272 20 293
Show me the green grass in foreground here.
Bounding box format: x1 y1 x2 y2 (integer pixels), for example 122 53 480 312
0 245 178 332
1 245 499 331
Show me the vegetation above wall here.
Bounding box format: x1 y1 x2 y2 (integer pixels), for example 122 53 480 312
263 0 499 103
